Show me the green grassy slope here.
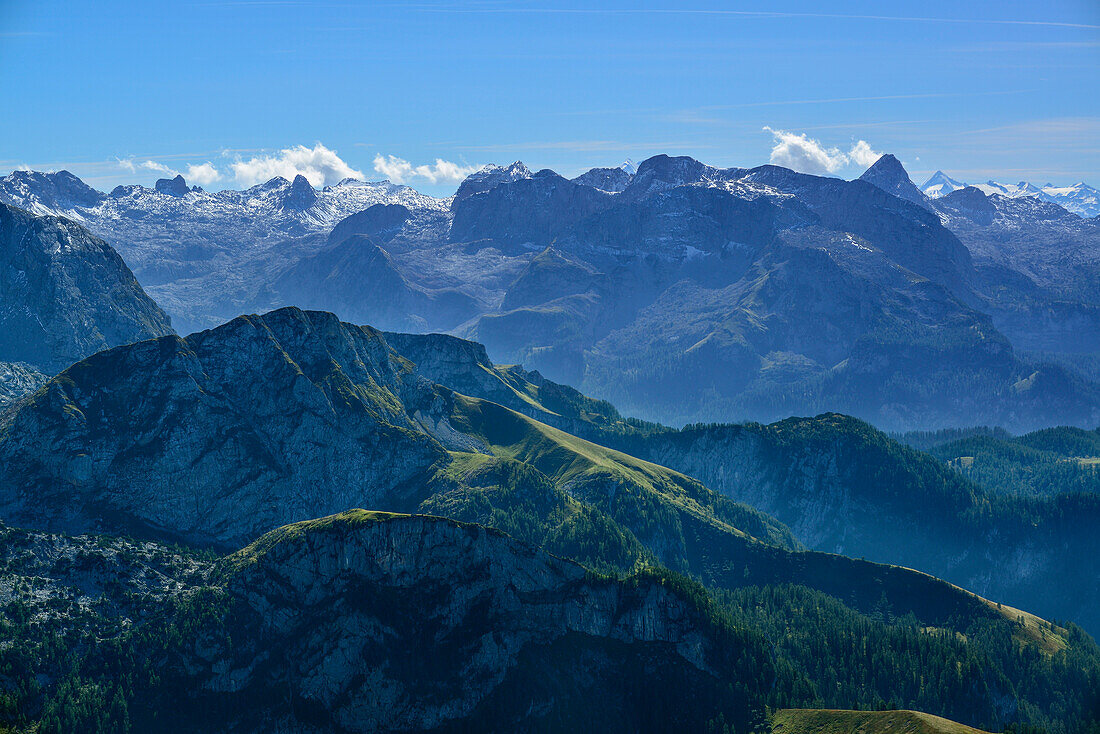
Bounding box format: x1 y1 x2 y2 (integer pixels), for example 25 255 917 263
772 709 995 734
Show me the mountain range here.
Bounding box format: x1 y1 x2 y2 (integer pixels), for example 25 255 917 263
1 307 1098 732
0 190 1097 729
3 156 1097 431
920 171 1100 218
376 328 1100 636
0 168 442 334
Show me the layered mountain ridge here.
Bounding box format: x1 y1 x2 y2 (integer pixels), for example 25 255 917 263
379 329 1100 635
920 170 1100 218
2 308 1098 732
0 306 1041 630
0 170 445 333
3 155 1098 431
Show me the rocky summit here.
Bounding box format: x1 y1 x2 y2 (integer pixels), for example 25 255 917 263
0 202 174 373
0 307 443 548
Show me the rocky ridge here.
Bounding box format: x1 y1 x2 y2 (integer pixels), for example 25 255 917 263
0 170 447 333
187 511 768 732
5 157 1097 430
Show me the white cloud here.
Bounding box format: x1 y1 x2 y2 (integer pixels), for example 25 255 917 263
373 154 480 185
763 127 882 174
764 127 848 174
141 160 177 176
116 158 180 177
230 143 363 187
185 162 222 186
118 158 178 177
847 139 882 168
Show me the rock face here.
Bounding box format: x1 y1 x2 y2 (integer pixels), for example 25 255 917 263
282 173 318 210
449 168 614 252
154 174 190 197
163 511 768 733
0 202 174 373
937 186 997 225
327 202 412 244
4 512 778 733
0 361 48 410
858 153 934 210
0 308 444 548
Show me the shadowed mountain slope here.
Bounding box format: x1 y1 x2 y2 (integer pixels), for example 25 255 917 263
1 310 1098 732
0 203 174 374
383 331 1100 636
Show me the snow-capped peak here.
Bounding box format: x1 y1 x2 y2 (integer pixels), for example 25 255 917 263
963 179 1099 218
921 171 966 199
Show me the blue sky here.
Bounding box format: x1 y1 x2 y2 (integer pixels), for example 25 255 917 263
1 0 1097 195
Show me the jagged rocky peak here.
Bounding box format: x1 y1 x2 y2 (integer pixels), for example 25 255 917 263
154 174 189 197
861 153 907 179
247 175 292 196
41 170 105 207
858 154 933 210
0 306 446 549
627 154 713 191
619 154 746 197
454 161 533 201
281 173 318 209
